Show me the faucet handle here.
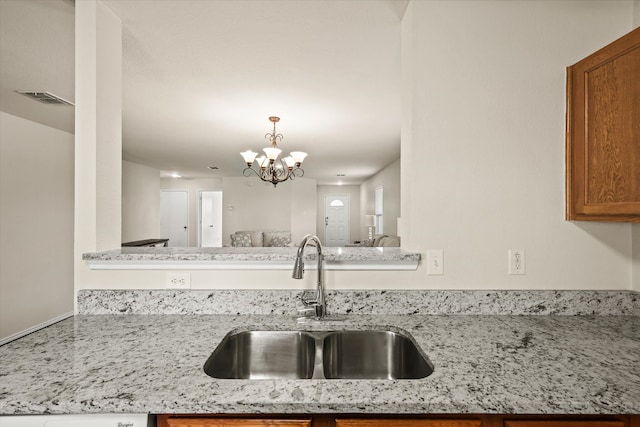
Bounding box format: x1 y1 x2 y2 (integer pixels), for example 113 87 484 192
297 292 320 320
299 290 318 307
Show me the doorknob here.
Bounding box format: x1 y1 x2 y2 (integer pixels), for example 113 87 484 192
209 225 214 228
183 226 187 230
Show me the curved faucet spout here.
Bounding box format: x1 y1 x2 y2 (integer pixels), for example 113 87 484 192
292 234 325 319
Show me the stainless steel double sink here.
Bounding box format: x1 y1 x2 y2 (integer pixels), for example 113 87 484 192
204 329 434 380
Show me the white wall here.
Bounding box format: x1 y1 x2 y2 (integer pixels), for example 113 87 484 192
221 177 290 244
401 0 634 289
317 185 361 243
74 0 122 310
122 160 161 242
76 0 637 294
161 177 223 245
634 0 640 28
153 176 316 247
290 178 318 244
633 226 640 291
360 158 400 239
0 112 74 340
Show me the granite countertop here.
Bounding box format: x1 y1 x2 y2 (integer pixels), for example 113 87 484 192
81 247 421 270
1 313 639 415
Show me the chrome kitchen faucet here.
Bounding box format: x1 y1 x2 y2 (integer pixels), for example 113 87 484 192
292 234 326 320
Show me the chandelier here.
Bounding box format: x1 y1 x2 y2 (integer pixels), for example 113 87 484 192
240 116 307 187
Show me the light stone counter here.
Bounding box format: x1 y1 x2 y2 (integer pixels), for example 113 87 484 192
77 289 640 316
1 290 639 416
0 313 639 415
82 247 421 270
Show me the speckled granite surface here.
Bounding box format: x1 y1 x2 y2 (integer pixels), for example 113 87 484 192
82 247 421 262
1 314 639 415
82 247 421 269
78 289 640 316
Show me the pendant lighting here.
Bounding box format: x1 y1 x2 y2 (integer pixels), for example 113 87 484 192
240 116 307 187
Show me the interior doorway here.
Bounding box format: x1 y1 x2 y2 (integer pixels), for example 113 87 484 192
160 190 189 247
199 191 222 247
324 195 350 246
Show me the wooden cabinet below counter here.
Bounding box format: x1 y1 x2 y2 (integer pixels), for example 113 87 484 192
159 418 311 427
335 419 481 427
504 420 627 427
158 415 639 427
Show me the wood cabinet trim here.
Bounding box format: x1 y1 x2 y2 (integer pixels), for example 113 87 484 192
335 420 481 427
158 414 640 427
504 421 626 427
158 416 312 427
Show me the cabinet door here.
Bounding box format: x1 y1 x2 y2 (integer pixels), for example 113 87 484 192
566 27 640 222
336 420 481 427
505 421 625 427
162 418 311 427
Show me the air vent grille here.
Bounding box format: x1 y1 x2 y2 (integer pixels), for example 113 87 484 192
16 91 74 106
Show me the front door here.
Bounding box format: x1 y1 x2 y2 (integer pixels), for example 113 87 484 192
199 191 222 247
160 190 189 247
324 195 350 247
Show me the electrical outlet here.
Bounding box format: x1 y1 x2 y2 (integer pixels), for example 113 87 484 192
427 250 444 275
166 272 191 289
508 249 525 275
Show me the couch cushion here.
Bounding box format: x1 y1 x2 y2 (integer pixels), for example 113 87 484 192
270 235 292 247
230 232 252 247
236 230 264 247
372 234 388 246
263 231 291 247
379 235 400 247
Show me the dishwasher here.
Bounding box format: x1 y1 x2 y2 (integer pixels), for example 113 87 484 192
0 413 150 426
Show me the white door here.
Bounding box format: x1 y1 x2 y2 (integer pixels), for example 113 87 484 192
199 191 222 247
160 190 189 247
324 195 350 247
375 186 384 234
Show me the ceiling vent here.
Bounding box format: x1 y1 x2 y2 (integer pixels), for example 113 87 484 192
16 91 74 106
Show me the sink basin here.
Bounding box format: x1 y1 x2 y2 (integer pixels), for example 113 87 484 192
204 328 433 380
322 330 434 379
203 330 316 379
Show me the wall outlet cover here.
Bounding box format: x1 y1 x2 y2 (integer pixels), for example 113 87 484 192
508 249 525 275
166 272 191 289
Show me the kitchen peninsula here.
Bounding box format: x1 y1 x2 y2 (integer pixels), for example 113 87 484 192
82 247 422 270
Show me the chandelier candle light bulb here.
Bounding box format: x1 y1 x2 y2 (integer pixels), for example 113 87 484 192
240 116 307 187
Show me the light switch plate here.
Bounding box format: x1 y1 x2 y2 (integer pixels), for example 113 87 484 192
427 250 444 275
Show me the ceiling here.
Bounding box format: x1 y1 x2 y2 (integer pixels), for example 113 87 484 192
0 0 408 185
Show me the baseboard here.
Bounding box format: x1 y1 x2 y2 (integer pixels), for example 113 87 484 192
0 311 74 346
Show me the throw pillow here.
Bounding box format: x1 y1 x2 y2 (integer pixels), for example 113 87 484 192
236 230 264 247
230 232 251 247
263 231 291 247
269 235 291 247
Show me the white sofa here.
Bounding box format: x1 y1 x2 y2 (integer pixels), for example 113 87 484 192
347 234 400 247
229 230 293 247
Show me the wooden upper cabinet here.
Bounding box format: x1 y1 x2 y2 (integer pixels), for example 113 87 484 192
566 27 640 222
